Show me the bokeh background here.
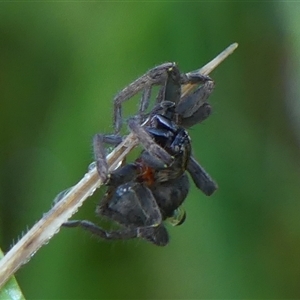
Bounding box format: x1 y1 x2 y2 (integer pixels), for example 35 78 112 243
1 2 300 299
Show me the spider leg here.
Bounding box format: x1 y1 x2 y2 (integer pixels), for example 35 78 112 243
97 182 162 228
63 181 168 245
179 102 212 128
155 85 166 104
63 220 169 246
151 173 190 218
101 134 123 146
138 224 169 246
154 65 213 128
187 155 218 196
53 133 123 205
62 220 138 240
107 163 138 187
176 80 215 127
93 134 110 183
127 117 173 167
161 65 213 106
182 72 212 85
163 65 182 105
113 62 175 134
93 133 131 183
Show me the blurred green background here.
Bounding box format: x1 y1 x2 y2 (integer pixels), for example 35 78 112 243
1 2 300 299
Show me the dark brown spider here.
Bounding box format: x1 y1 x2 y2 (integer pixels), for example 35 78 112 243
62 64 217 246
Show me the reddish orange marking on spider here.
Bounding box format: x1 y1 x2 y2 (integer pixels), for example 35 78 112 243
135 158 155 186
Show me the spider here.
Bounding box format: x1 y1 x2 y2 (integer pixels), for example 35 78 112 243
62 65 217 246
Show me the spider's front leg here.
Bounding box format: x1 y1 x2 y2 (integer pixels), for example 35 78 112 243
127 116 174 167
113 62 175 134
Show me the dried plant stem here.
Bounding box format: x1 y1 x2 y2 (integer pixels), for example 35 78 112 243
0 42 238 289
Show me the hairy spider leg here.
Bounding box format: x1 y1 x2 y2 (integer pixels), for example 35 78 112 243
113 62 175 134
187 156 218 196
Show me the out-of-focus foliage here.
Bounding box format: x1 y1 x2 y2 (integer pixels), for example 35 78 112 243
0 2 299 299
